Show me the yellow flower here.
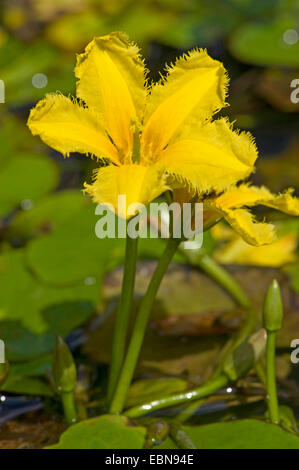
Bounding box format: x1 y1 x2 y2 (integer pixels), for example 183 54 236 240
212 222 297 267
27 32 258 218
205 184 299 246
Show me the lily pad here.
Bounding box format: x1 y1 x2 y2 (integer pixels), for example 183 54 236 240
229 18 299 67
1 375 53 397
49 415 146 449
0 322 55 361
0 250 98 335
0 39 74 105
9 190 90 240
24 202 184 286
158 419 299 449
25 204 125 285
0 153 59 217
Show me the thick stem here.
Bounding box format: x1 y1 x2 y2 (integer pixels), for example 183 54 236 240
109 237 180 414
61 391 77 425
192 253 250 308
107 233 138 404
266 331 280 424
125 374 227 418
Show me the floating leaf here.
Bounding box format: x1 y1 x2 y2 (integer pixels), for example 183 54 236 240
158 419 299 449
229 18 299 67
46 11 109 52
0 153 59 217
1 375 53 397
0 39 74 105
0 250 98 335
25 204 125 285
0 322 55 361
49 415 146 449
9 190 89 240
8 355 52 377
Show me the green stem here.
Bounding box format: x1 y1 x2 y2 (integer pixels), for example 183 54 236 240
255 361 266 387
187 252 250 308
266 331 280 424
107 233 138 404
125 374 228 418
109 237 180 414
61 391 77 425
198 254 250 308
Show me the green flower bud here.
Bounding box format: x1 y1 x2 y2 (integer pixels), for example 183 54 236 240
144 420 170 449
223 329 267 381
263 279 283 332
52 336 76 394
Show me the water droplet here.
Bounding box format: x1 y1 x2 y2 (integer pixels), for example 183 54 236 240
32 73 48 89
20 199 34 210
282 29 298 45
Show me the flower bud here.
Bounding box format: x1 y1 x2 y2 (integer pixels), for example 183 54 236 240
263 279 283 332
52 336 76 394
223 329 267 381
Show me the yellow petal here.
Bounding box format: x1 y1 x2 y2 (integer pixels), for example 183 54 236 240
214 233 297 267
75 32 147 157
222 208 276 246
84 164 169 219
158 119 257 193
263 189 299 215
141 49 228 159
213 184 299 215
212 184 272 210
27 93 118 163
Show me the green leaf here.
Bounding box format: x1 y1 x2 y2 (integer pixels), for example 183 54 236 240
26 204 125 284
0 39 74 105
229 17 299 67
0 250 98 336
9 190 89 239
0 113 37 165
1 375 53 396
8 355 52 377
0 322 55 361
46 11 109 52
158 419 299 449
0 153 59 217
48 415 146 449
